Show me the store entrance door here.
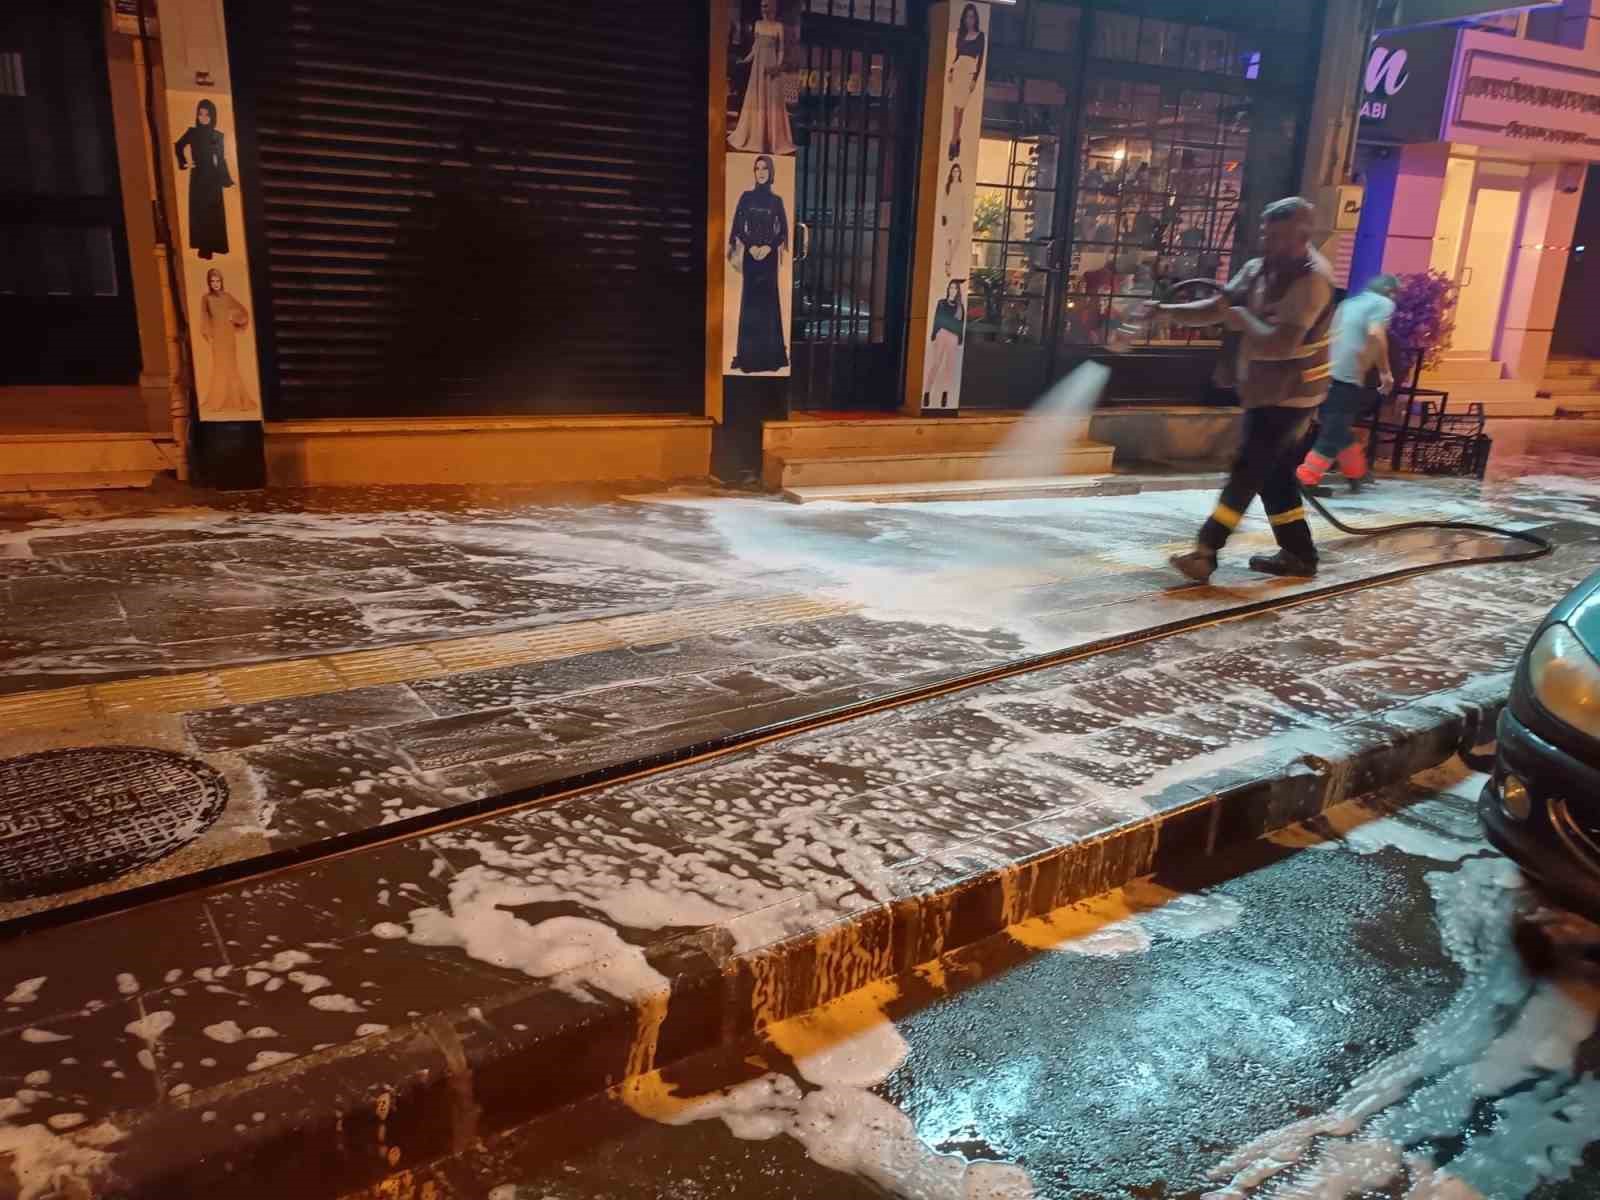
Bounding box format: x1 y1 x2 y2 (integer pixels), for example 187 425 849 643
1453 184 1520 355
788 18 919 411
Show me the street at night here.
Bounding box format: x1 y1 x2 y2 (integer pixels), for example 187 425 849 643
393 764 1600 1200
9 0 1600 1194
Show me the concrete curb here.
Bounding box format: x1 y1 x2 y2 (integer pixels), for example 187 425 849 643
91 679 1505 1200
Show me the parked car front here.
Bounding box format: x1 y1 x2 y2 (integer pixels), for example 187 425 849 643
1480 569 1600 922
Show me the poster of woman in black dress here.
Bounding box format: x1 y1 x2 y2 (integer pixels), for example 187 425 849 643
726 153 792 376
174 98 234 259
947 4 985 161
922 280 965 409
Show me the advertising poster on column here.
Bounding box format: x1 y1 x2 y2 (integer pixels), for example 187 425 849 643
727 0 802 155
158 0 263 421
921 2 988 413
723 0 802 378
724 152 796 377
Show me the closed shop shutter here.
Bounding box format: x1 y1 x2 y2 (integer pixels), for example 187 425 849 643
226 0 708 419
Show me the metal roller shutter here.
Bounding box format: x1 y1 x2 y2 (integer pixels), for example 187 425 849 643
226 0 709 420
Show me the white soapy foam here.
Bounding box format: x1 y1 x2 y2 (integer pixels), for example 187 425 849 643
308 994 362 1014
124 1011 175 1043
395 867 669 1004
4 977 46 1005
630 982 1033 1199
246 1050 298 1073
1203 852 1600 1199
0 1117 120 1200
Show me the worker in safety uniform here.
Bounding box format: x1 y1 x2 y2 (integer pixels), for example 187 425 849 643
1148 196 1336 583
1296 273 1398 494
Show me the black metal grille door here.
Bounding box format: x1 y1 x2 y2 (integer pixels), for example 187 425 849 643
789 19 919 411
227 0 709 419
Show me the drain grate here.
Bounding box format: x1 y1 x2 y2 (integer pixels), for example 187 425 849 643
0 747 228 902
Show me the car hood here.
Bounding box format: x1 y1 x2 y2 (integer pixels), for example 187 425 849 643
1547 569 1600 656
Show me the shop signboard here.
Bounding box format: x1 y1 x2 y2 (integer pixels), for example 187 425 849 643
1444 30 1600 162
1360 28 1457 144
1377 0 1559 31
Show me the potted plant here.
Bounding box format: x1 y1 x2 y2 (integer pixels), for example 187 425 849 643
1387 269 1460 391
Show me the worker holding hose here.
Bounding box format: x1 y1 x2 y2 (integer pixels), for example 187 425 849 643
1145 196 1336 583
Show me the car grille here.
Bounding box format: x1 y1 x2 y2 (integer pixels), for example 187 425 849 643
1550 798 1600 876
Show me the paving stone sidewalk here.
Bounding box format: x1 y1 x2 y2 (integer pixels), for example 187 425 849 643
0 473 1581 926
0 504 1594 1199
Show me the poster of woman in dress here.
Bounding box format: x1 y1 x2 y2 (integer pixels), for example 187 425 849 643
724 153 793 376
198 267 252 415
920 1 989 413
940 163 972 279
728 0 800 155
947 4 985 162
173 98 234 259
922 280 965 409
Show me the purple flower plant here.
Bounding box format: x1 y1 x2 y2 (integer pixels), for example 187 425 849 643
1388 270 1460 378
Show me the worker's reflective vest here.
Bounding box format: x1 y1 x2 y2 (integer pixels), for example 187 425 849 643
1214 256 1336 407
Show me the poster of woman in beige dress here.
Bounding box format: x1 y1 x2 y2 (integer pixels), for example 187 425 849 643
729 0 795 155
200 267 251 415
940 163 972 279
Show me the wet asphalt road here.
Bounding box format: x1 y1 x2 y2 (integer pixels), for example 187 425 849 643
398 764 1600 1200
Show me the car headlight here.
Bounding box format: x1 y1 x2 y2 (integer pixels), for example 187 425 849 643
1528 622 1600 740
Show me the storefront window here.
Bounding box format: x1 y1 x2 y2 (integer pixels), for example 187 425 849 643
991 2 1082 53
970 77 1069 345
804 0 908 25
965 0 1314 402
1061 80 1248 348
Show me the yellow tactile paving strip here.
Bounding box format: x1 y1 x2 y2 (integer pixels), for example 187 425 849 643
0 505 1475 736
0 593 857 733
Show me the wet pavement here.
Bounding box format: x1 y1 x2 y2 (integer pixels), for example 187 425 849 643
2 435 1600 1196
395 762 1600 1200
3 466 1599 923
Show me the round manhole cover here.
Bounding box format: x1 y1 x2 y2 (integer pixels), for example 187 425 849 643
0 747 228 901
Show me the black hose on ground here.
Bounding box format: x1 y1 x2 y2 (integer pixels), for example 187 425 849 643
1147 276 1556 568
1299 486 1554 566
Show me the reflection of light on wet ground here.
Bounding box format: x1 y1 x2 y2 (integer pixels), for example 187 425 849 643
623 979 1037 1200
1212 768 1600 1200
612 764 1598 1200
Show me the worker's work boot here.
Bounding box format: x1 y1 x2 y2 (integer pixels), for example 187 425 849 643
1169 548 1217 583
1336 444 1369 494
1295 452 1332 489
1248 550 1318 578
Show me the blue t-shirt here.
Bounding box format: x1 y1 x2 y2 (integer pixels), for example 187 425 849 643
1330 291 1395 385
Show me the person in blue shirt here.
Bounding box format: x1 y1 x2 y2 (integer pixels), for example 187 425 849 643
1297 274 1398 492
